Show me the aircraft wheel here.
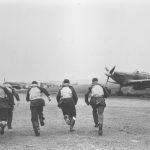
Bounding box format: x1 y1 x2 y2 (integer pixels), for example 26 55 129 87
117 90 123 96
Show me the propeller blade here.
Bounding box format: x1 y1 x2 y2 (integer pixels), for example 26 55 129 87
105 67 109 72
105 66 115 86
110 66 116 74
105 76 109 86
107 76 109 83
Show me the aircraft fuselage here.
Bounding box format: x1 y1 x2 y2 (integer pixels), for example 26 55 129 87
111 71 150 89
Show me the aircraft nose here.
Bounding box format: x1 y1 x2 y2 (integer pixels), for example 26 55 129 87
105 73 111 77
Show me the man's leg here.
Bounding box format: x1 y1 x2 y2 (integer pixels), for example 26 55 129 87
61 102 71 125
97 106 105 135
30 106 40 136
69 104 76 132
38 106 45 126
0 108 9 135
92 105 98 127
7 107 13 130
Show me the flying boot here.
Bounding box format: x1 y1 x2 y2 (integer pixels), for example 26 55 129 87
98 123 103 136
0 121 7 135
64 115 70 125
70 117 76 132
32 121 40 136
7 117 13 130
39 116 45 126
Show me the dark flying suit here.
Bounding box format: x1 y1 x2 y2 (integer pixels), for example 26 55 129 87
56 83 78 131
3 83 20 129
26 83 51 136
0 86 12 134
85 81 106 135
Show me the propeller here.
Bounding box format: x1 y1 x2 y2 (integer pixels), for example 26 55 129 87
105 67 109 72
105 66 116 86
110 66 116 74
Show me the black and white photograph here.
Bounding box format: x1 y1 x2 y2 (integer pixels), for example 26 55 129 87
0 0 150 149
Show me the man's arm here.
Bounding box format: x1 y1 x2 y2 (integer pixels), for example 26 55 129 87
12 89 20 101
3 87 12 98
70 86 78 105
85 87 91 105
26 89 30 102
56 89 61 103
39 87 50 97
39 87 51 101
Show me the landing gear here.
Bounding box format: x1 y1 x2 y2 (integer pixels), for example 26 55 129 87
117 86 123 96
117 90 123 96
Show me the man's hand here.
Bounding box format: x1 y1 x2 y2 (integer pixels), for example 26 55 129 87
48 96 51 102
58 104 61 109
86 102 90 106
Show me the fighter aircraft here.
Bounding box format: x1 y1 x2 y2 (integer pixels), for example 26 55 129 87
105 66 150 95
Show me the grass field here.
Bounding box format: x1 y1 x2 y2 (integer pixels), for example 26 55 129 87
0 94 150 150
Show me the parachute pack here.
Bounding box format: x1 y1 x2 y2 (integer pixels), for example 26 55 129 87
29 87 41 100
91 85 104 97
61 86 72 99
91 84 111 98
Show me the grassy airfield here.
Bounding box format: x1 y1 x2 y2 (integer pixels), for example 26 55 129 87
0 91 150 150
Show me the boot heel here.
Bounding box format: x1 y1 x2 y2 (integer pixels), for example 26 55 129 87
98 123 103 136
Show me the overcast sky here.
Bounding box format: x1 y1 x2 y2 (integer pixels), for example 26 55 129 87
0 0 150 82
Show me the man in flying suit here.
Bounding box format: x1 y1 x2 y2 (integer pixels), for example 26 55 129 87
56 79 78 132
26 81 51 136
3 83 20 131
85 78 106 135
0 85 13 135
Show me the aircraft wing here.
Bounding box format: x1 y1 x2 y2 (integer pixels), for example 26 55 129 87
126 79 150 86
108 81 119 84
